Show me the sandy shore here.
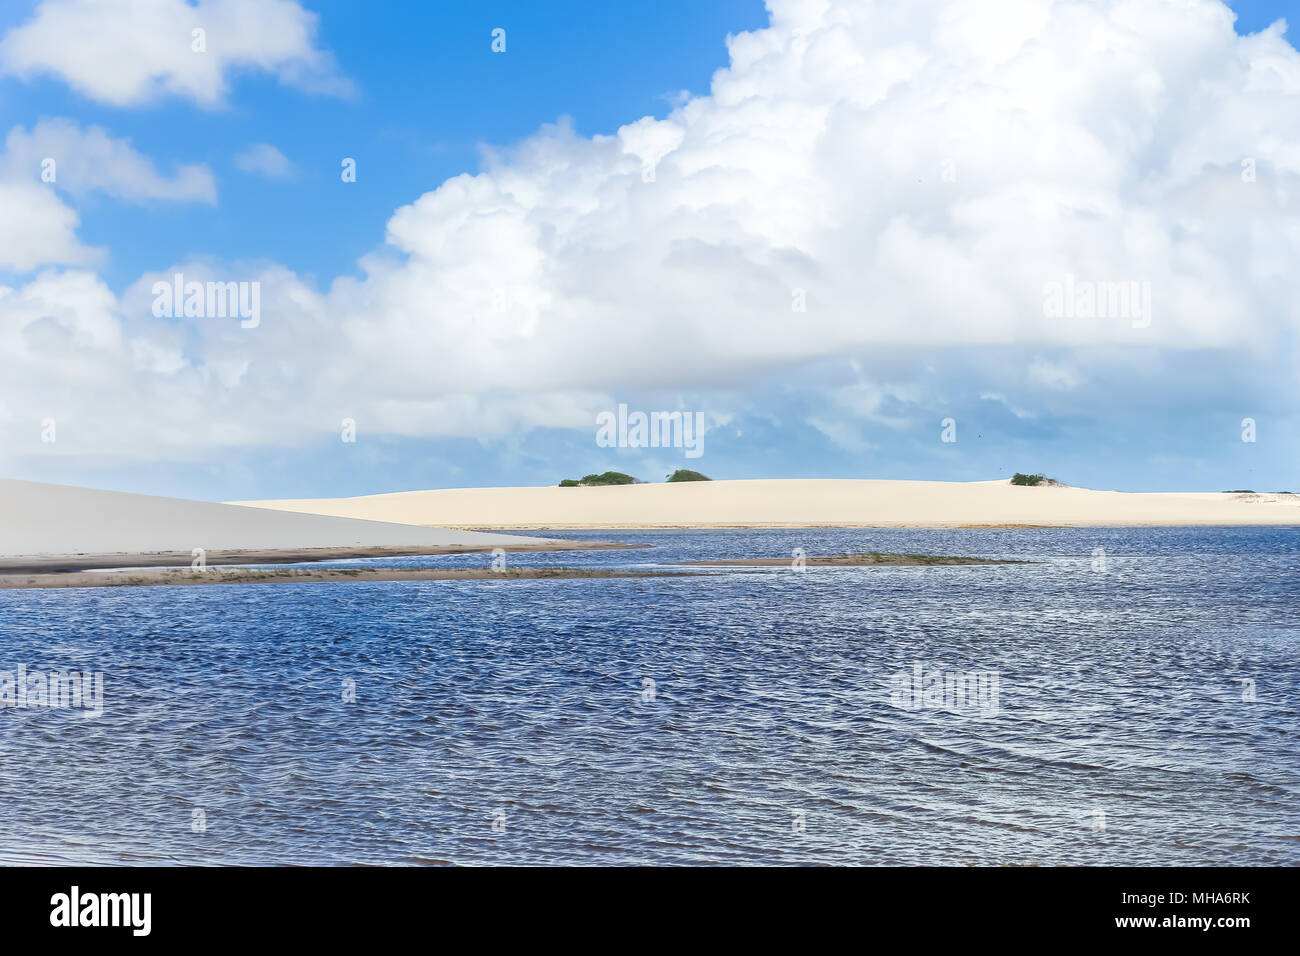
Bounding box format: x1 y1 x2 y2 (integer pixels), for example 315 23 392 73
669 553 1026 567
237 479 1300 529
0 541 637 575
0 566 691 591
0 478 604 570
0 550 1015 589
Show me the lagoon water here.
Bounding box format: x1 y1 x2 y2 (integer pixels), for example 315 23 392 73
1 527 1296 865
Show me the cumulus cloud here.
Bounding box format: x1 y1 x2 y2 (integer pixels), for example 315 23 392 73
329 0 1298 392
0 0 354 107
0 182 98 272
234 143 294 180
3 119 216 202
0 118 216 272
2 0 1299 472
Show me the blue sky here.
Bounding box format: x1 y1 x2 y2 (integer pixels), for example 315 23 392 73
1 0 1297 499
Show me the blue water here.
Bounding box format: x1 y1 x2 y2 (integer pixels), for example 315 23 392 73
1 527 1296 865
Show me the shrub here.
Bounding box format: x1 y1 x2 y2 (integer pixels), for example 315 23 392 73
582 471 637 485
1010 473 1048 486
666 469 710 482
558 471 639 487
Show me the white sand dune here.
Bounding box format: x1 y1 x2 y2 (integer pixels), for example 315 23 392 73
238 478 1300 529
0 478 554 561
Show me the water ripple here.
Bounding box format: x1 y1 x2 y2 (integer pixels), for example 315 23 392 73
0 526 1297 864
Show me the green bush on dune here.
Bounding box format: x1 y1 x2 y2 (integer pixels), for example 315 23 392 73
1010 473 1051 486
582 471 638 485
558 470 712 486
558 471 639 487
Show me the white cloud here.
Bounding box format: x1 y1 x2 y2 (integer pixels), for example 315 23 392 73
1027 357 1081 391
807 417 878 453
0 0 354 107
979 392 1036 420
0 182 98 271
0 118 215 272
3 119 216 202
3 0 1300 468
234 143 294 180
